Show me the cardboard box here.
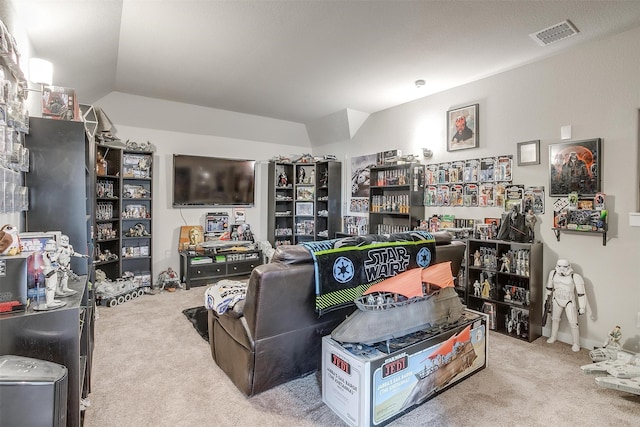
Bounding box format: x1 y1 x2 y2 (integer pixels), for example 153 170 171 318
322 310 487 427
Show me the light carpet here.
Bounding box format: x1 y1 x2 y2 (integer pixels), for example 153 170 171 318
84 285 640 427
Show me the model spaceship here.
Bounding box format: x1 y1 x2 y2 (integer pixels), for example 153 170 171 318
581 349 640 395
331 262 464 345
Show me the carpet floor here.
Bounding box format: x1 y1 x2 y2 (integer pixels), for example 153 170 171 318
85 285 640 427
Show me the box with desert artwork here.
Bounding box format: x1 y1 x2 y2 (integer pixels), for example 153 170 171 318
322 310 487 427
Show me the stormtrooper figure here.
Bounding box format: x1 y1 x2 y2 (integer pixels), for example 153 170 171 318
545 259 586 352
39 239 65 309
55 234 87 296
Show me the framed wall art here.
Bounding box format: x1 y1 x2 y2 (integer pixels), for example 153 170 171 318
447 104 478 152
549 138 601 196
517 140 540 166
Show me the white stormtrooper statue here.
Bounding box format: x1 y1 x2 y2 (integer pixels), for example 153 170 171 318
38 239 65 309
545 259 586 352
55 234 87 296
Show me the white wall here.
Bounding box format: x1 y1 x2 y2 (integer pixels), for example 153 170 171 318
318 26 640 351
82 26 640 351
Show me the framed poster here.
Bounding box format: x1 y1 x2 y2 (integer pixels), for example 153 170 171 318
447 104 479 151
549 138 601 196
517 140 540 166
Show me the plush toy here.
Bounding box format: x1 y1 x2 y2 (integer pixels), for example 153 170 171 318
0 224 21 256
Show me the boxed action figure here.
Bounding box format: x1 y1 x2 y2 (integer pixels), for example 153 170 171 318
322 310 487 427
42 85 80 121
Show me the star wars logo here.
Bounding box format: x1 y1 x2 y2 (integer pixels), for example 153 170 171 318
382 353 408 378
363 247 410 282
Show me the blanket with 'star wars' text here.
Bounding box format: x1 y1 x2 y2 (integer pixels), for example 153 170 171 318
301 231 436 316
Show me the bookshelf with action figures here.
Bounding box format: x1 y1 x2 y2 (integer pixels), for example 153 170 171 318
466 238 543 342
95 144 153 285
369 163 425 234
267 159 341 247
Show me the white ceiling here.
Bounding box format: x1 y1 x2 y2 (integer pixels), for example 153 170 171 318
10 1 640 126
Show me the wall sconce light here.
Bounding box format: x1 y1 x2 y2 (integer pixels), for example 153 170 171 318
23 58 54 100
29 58 54 86
422 148 433 159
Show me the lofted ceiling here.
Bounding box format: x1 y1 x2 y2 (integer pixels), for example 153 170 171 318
9 1 640 126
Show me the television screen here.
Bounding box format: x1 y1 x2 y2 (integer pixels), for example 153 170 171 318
173 155 255 207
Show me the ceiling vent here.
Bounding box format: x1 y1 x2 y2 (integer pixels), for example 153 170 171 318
530 20 579 46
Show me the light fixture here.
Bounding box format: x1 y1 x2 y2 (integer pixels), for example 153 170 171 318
29 58 53 86
415 79 425 89
422 148 433 159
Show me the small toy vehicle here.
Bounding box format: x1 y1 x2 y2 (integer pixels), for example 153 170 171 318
95 270 146 307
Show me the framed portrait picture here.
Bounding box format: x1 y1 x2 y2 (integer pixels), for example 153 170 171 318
517 140 540 166
447 104 479 152
549 138 602 196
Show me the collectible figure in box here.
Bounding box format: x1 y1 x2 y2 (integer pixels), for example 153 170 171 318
323 311 487 427
42 86 79 121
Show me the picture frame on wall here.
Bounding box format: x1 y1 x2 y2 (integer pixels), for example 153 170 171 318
549 138 602 196
517 140 540 166
447 104 479 152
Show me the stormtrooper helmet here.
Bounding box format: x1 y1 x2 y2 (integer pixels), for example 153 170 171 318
45 239 57 252
60 234 70 248
555 259 573 276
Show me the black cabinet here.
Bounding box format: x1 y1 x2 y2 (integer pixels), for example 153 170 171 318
0 278 92 427
25 118 90 275
24 117 94 425
179 250 262 289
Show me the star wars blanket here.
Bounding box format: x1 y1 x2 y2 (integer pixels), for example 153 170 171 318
301 231 436 316
204 280 248 315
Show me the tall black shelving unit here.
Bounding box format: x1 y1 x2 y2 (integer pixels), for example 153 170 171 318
267 160 342 247
23 117 94 426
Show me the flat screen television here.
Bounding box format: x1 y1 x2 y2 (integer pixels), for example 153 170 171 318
172 154 255 207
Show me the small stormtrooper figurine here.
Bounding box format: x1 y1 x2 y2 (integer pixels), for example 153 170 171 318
55 234 88 297
545 259 586 352
40 239 65 309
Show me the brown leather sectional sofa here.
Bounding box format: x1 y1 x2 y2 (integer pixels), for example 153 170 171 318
207 231 466 396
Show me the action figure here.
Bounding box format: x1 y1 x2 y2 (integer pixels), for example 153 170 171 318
499 253 511 273
55 235 88 297
544 259 587 352
525 209 537 242
38 239 65 309
497 205 527 242
473 279 481 297
157 267 183 292
473 250 481 266
278 171 288 187
604 325 622 349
